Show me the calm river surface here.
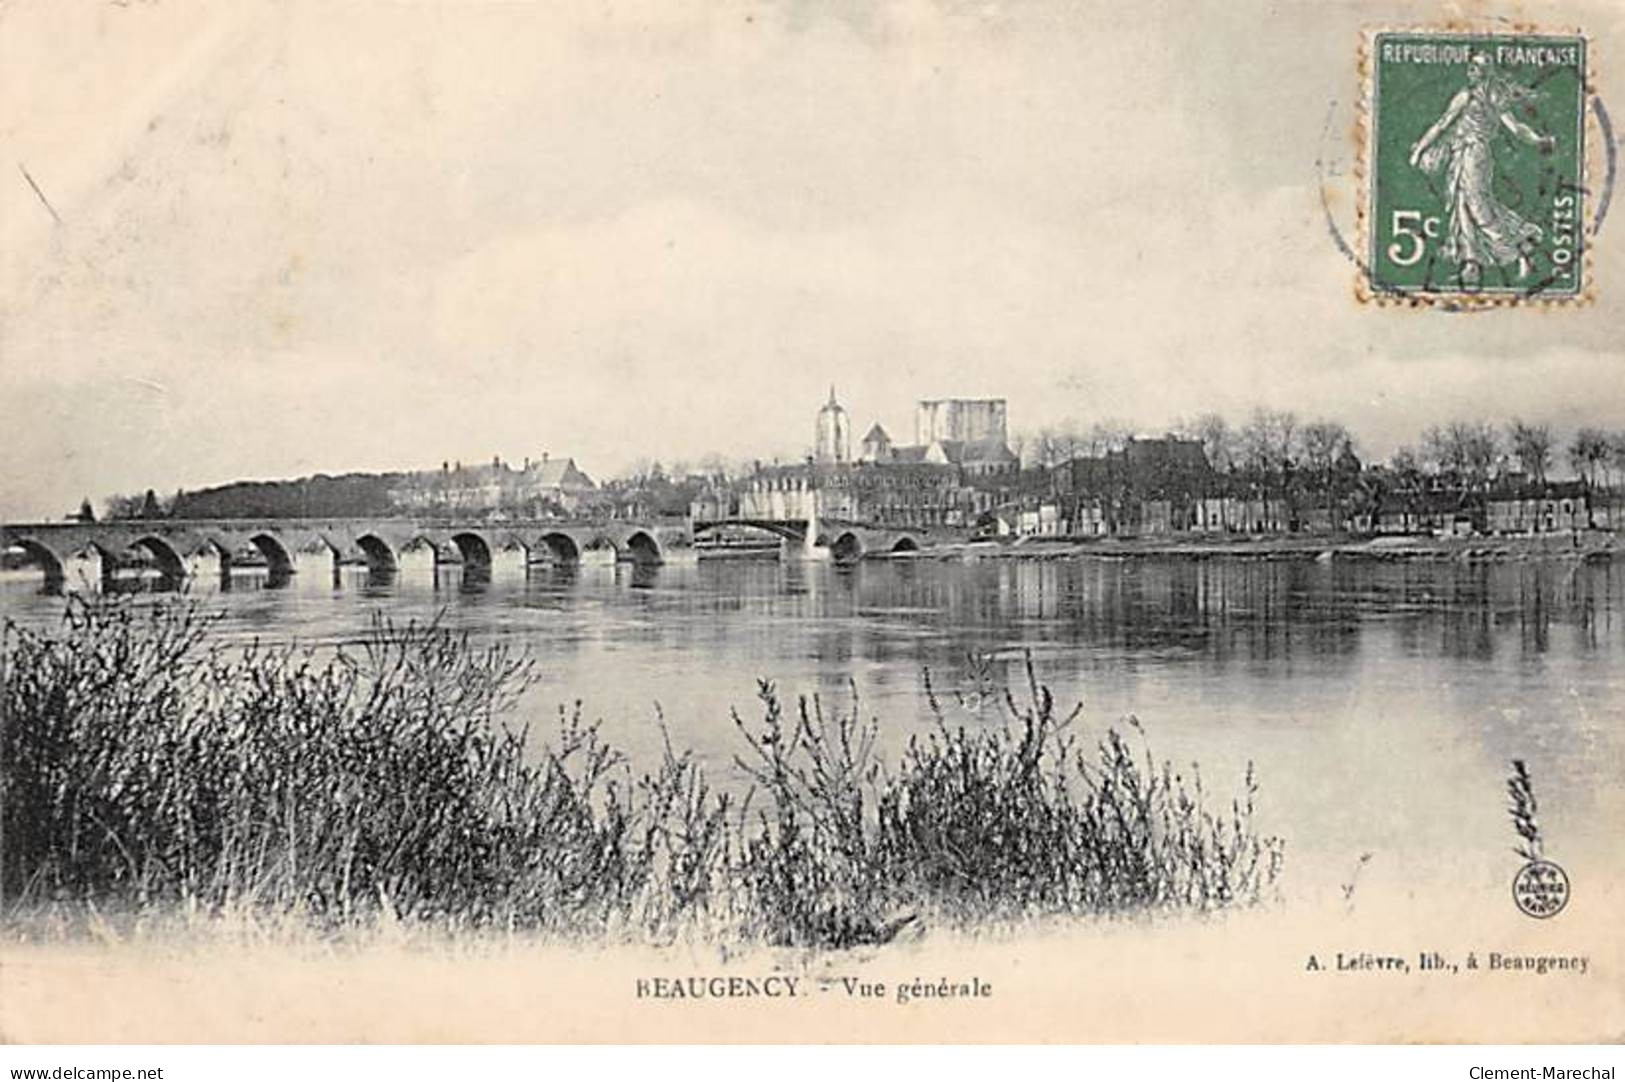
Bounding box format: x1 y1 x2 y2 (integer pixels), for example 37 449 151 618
5 553 1622 906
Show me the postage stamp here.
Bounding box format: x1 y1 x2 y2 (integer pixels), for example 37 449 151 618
1362 30 1589 304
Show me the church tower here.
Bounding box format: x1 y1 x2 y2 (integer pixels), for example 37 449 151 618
815 386 850 464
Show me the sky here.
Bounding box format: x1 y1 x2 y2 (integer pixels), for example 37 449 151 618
2 0 1622 518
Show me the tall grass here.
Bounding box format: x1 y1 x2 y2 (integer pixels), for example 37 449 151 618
1 598 1282 947
1506 759 1544 863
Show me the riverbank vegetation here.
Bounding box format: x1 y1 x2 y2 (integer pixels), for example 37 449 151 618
1 600 1282 948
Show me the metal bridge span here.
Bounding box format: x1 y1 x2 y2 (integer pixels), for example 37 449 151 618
690 518 964 562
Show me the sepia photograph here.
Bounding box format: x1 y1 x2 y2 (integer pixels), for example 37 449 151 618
1 0 1622 1059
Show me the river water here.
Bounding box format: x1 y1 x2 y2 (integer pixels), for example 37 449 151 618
4 552 1621 908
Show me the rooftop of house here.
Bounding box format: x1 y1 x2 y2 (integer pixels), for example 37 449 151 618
1122 436 1212 470
1487 478 1589 500
399 455 596 490
529 457 596 488
879 439 1016 466
1056 436 1216 496
936 439 1019 465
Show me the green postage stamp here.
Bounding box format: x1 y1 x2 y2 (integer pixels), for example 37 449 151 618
1364 30 1589 303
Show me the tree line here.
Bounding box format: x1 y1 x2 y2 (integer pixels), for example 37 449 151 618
72 414 1624 524
1019 410 1625 491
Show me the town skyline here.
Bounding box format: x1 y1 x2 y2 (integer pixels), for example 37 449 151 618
5 2 1624 522
58 391 1625 527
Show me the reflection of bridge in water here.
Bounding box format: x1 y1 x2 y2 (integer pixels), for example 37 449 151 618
0 518 671 593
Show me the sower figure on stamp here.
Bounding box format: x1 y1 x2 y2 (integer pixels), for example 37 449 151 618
1408 52 1556 287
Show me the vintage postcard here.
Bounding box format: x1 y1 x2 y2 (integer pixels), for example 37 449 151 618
2 0 1623 1050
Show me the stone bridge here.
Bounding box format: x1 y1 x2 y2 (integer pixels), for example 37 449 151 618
0 517 673 590
691 518 962 563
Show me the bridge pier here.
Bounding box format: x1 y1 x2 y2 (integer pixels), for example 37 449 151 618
182 547 223 583
62 548 103 592
293 548 336 584
490 546 528 580
397 541 437 578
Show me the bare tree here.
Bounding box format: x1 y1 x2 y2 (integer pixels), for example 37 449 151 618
1610 432 1625 492
1233 408 1299 522
1034 420 1085 467
1278 411 1300 470
1190 412 1235 472
1300 419 1354 526
1239 408 1298 474
1088 419 1134 455
1029 427 1062 468
1458 422 1499 489
619 458 657 485
1300 420 1352 476
1053 418 1086 464
1238 416 1270 474
1389 445 1422 482
1568 427 1611 488
1419 425 1449 474
1422 420 1498 488
1507 419 1554 483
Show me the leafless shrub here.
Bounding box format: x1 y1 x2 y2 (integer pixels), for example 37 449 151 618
2 601 1284 947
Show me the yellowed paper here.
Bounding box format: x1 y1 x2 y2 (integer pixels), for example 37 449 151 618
2 0 1623 1045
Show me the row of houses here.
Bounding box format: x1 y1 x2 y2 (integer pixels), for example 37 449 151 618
693 435 1616 539
1024 462 1603 539
386 454 598 517
1031 484 1596 539
694 461 991 529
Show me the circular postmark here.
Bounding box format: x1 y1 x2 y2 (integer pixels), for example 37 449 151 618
1512 858 1570 919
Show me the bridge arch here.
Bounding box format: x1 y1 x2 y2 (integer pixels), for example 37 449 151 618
890 536 920 554
354 533 398 573
831 531 865 564
187 537 235 578
8 538 65 587
128 535 187 580
621 530 663 566
494 536 531 561
399 534 444 563
448 531 493 572
694 519 805 543
534 532 581 565
246 533 296 576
